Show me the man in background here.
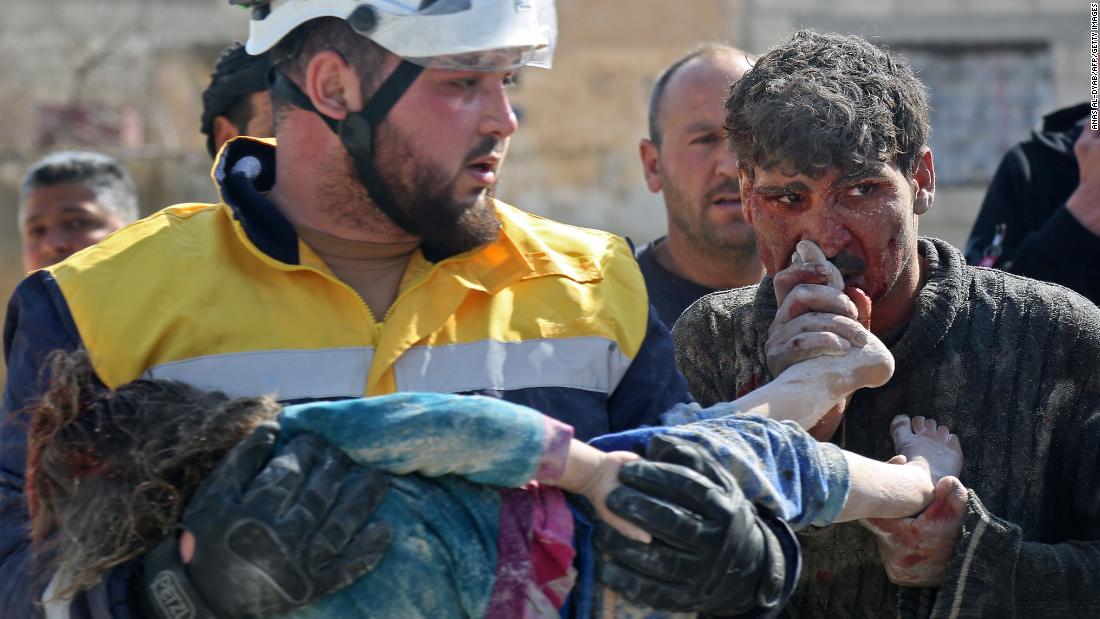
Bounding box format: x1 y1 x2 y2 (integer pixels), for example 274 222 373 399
635 44 763 327
200 41 273 158
965 101 1100 304
18 151 138 271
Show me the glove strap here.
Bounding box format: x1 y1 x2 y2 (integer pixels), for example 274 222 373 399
753 513 802 615
140 536 217 619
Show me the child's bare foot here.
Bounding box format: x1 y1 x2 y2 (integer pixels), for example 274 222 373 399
890 415 963 482
786 240 895 398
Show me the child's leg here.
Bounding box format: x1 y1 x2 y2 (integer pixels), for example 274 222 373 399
834 415 964 522
731 341 894 429
732 241 894 430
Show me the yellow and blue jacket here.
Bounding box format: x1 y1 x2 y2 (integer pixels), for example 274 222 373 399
0 138 691 614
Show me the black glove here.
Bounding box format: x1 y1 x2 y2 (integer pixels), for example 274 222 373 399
595 435 796 616
141 421 392 619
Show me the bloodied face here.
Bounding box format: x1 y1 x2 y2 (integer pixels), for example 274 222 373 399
742 151 934 308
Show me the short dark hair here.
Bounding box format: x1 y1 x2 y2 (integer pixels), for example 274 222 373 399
201 42 271 158
648 44 754 146
19 151 139 223
269 17 387 119
725 30 931 181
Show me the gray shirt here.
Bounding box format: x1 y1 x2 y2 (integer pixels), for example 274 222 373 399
672 238 1100 618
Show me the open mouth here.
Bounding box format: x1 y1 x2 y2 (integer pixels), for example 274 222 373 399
827 253 866 286
710 194 742 208
465 157 500 186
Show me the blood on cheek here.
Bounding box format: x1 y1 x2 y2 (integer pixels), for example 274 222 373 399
744 202 796 274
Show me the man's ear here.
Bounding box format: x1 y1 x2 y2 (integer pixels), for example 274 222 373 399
639 138 663 194
212 116 241 154
913 148 935 216
304 50 363 120
740 169 756 226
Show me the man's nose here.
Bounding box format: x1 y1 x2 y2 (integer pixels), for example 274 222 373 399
480 85 519 139
800 210 852 257
44 228 75 257
714 147 739 180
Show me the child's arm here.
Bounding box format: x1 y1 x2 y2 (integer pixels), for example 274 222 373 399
279 393 649 541
279 393 576 487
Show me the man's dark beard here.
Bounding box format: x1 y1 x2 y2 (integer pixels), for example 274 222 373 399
356 132 501 262
828 249 866 278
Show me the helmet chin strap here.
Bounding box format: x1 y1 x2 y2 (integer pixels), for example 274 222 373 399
268 60 424 221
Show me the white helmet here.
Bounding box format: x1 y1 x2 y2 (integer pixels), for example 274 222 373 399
242 0 556 71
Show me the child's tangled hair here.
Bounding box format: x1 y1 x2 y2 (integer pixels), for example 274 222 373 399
27 349 280 598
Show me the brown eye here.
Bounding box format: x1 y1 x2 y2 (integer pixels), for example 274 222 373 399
63 218 91 231
691 133 721 145
846 183 875 197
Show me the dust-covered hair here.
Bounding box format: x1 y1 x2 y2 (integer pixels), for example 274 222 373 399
26 350 280 599
724 30 930 181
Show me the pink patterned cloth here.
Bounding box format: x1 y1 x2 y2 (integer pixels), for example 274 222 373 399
486 483 577 618
534 416 574 484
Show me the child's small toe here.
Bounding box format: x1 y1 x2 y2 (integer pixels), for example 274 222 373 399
891 414 914 446
947 434 962 451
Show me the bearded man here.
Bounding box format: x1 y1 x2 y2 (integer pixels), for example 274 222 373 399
1 2 797 617
674 30 1100 617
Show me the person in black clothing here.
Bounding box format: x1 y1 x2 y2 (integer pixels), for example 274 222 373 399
965 102 1100 303
636 44 764 327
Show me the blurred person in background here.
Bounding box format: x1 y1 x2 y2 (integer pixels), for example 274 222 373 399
18 151 138 272
635 45 764 328
200 41 273 159
965 101 1100 304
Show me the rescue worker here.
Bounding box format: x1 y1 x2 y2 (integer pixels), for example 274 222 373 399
1 2 793 616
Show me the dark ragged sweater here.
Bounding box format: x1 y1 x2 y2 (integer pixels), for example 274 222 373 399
672 238 1100 618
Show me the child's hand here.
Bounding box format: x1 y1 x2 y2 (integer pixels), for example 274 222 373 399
578 451 652 544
